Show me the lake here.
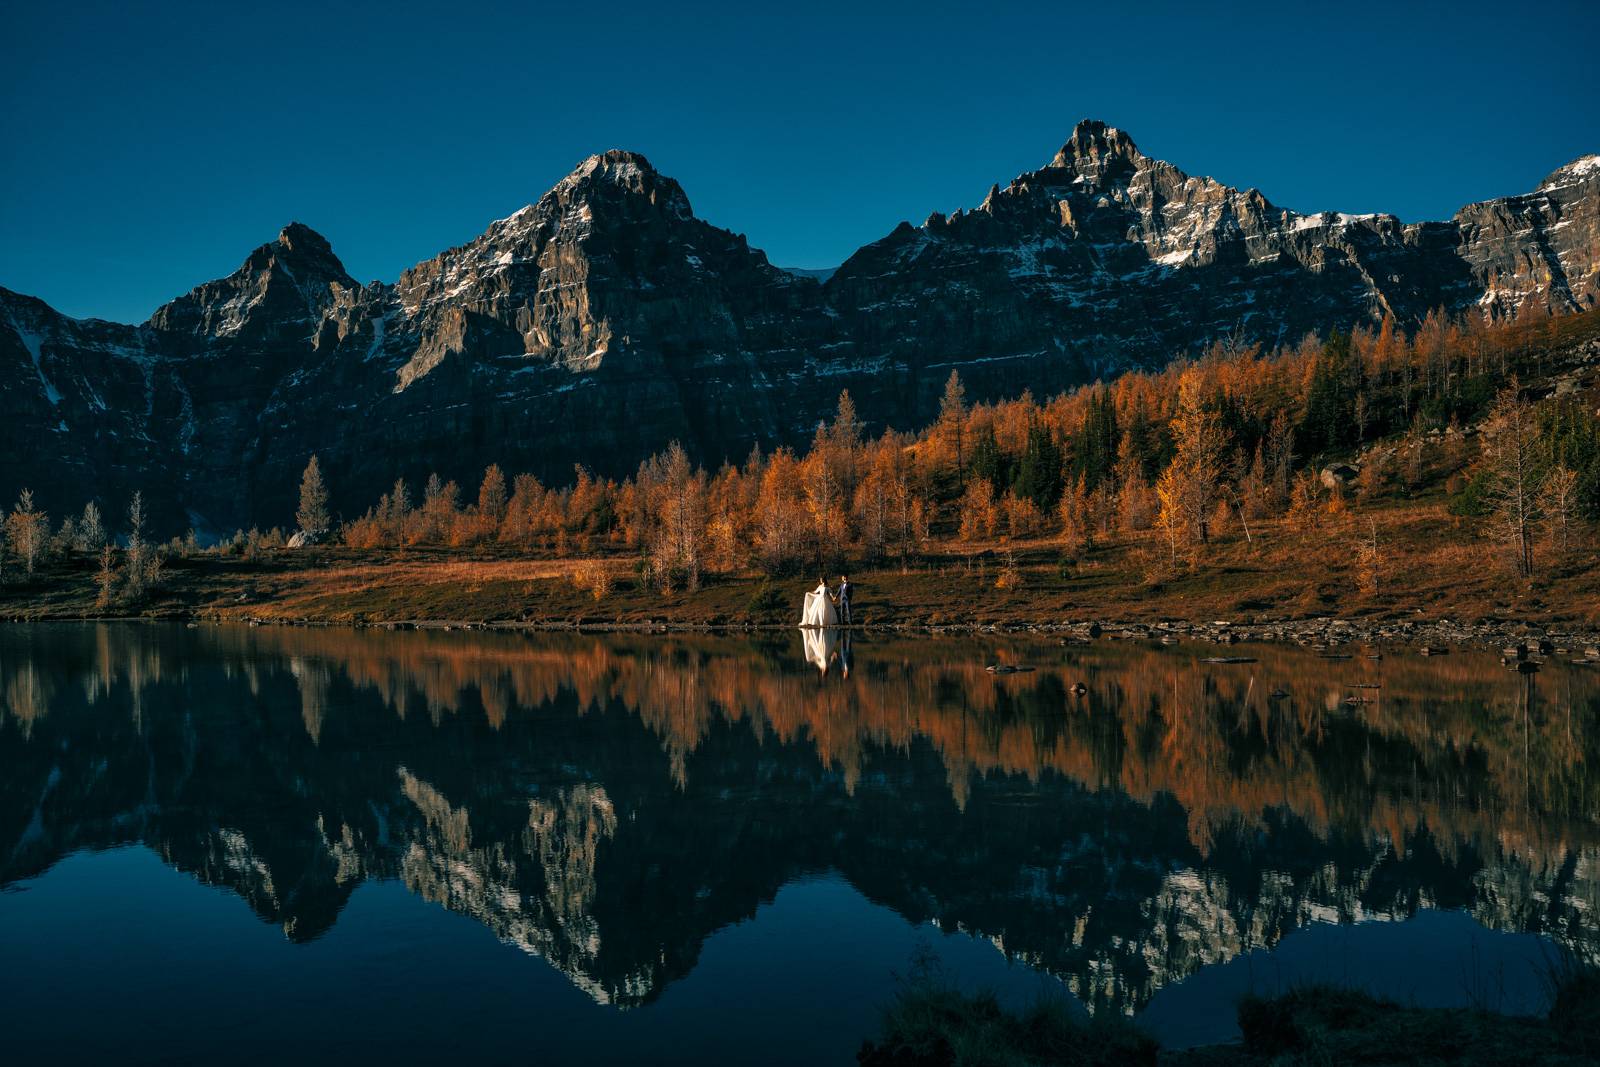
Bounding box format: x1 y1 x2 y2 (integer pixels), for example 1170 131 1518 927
1 622 1596 1063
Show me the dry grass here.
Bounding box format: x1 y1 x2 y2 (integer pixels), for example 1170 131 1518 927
2 483 1596 629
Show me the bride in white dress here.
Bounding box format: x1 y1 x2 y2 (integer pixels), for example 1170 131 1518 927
799 579 838 629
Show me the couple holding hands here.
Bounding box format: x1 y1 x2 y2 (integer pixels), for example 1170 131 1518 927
801 574 853 628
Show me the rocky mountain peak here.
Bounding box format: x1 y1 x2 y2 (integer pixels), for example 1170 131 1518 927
547 149 693 220
1048 119 1146 181
147 221 355 339
274 221 342 264
1537 154 1600 194
566 148 661 184
216 222 352 290
476 151 696 252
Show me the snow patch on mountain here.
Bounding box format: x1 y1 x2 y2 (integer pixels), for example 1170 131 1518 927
1291 212 1378 233
15 328 62 405
1540 155 1600 192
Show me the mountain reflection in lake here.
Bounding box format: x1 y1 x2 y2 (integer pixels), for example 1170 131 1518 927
2 622 1597 1060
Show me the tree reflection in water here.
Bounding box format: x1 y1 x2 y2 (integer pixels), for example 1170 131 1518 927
1 622 1596 1015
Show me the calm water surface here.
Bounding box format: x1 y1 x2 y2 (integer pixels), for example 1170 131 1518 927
2 623 1597 1063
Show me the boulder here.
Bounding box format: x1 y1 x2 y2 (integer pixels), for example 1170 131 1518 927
1320 464 1360 490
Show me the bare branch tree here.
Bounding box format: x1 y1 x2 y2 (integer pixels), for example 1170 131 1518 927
1479 385 1542 577
1540 461 1579 559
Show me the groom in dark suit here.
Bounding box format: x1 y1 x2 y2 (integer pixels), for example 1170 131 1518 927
837 575 852 625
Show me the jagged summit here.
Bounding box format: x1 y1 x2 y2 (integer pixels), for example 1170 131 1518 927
564 148 662 183
482 151 693 245
273 221 343 264
226 221 350 283
547 148 693 219
1048 119 1144 173
146 220 354 338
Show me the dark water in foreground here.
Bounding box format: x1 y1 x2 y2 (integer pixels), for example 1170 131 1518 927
1 623 1597 1063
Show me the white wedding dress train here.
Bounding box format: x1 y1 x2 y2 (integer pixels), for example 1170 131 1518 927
801 626 840 673
799 586 838 629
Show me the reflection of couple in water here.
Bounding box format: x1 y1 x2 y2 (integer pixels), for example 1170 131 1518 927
801 625 853 678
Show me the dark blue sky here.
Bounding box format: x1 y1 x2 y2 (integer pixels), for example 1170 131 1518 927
3 0 1596 324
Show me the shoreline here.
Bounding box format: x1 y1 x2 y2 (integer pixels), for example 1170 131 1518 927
9 607 1600 655
4 523 1598 652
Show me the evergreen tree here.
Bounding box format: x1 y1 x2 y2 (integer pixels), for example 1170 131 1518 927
296 455 331 539
967 424 1009 493
1301 332 1357 454
1538 398 1600 519
1074 387 1119 490
938 370 967 485
1013 421 1064 512
830 389 862 452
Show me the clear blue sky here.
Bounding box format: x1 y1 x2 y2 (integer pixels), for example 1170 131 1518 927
3 0 1596 324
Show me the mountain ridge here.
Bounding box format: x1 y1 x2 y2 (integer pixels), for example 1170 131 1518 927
3 120 1596 532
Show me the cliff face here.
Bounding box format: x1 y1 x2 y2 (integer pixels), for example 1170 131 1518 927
1458 156 1600 315
831 123 1473 380
2 124 1596 531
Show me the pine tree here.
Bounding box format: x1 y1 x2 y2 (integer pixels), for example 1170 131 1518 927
1240 444 1269 517
296 455 331 540
967 424 1008 492
827 390 863 501
477 463 508 535
938 370 967 486
95 543 118 608
5 489 46 575
1301 332 1356 454
1155 371 1228 558
1114 433 1153 531
126 491 147 598
1013 421 1064 512
1265 411 1295 504
830 389 862 452
1074 387 1119 490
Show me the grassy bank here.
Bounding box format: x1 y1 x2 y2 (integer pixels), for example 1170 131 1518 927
2 478 1597 633
858 962 1600 1066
